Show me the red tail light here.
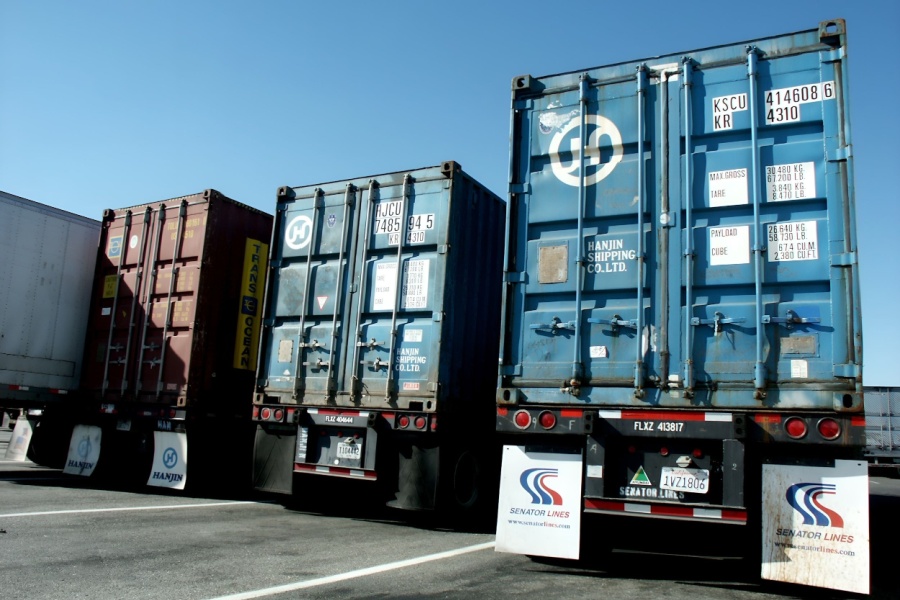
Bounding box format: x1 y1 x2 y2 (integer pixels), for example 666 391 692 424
513 410 531 429
398 415 410 429
817 418 841 440
784 417 808 439
252 406 260 419
261 407 271 421
538 411 556 430
274 409 284 422
414 416 427 430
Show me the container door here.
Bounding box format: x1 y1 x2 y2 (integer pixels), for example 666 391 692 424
680 44 855 407
134 201 206 400
506 73 654 403
349 174 446 408
261 186 359 402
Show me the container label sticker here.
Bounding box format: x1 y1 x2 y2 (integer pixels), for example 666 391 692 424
63 425 102 476
233 239 268 370
373 201 434 246
495 446 583 560
767 221 818 262
278 339 292 362
147 431 188 490
761 460 869 594
791 359 809 379
402 382 420 391
548 114 623 187
107 235 123 258
766 162 816 202
708 168 748 206
712 93 747 131
403 328 423 342
284 215 314 250
102 275 118 299
589 346 608 359
709 225 750 266
373 259 430 310
765 81 835 125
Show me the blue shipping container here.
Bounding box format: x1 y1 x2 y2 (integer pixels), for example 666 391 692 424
254 162 505 512
498 20 862 411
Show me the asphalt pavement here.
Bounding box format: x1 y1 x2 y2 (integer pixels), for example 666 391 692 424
1 427 896 599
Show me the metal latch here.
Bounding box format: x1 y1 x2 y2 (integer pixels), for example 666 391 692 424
762 310 821 329
588 315 637 333
691 312 746 334
530 317 575 333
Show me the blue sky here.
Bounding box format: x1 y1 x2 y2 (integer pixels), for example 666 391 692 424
1 1 897 386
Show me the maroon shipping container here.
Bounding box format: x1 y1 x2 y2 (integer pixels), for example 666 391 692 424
68 190 273 489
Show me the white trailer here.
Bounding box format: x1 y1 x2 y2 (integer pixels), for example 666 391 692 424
0 190 99 460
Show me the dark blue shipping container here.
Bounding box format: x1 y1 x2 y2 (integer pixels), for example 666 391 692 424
495 21 868 590
254 162 505 512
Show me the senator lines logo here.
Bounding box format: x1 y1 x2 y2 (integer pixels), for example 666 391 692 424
786 482 844 527
520 468 563 505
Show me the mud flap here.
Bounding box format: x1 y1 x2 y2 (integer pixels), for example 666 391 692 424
147 431 188 490
495 445 582 559
4 418 33 461
63 425 102 476
252 424 296 494
761 460 869 594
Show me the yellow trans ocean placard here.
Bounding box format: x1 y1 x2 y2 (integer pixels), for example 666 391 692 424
233 238 268 370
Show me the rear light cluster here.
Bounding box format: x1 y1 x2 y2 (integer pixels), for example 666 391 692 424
253 405 295 423
513 409 557 430
783 416 842 441
395 414 434 431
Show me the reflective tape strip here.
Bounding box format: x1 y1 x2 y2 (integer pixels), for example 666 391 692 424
307 408 370 418
599 410 732 422
294 463 376 480
585 498 747 523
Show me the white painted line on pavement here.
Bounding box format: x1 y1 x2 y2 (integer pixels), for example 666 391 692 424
0 501 256 518
0 476 68 482
206 540 497 600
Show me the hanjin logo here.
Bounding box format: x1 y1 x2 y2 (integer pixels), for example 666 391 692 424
549 114 623 187
786 482 844 527
285 215 314 250
520 468 563 505
162 447 179 469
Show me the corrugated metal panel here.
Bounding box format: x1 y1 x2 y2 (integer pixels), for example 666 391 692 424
258 162 505 412
864 387 900 456
81 190 273 412
0 191 100 402
500 21 860 410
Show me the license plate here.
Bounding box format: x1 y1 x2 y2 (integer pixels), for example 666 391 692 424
116 419 132 432
336 441 362 460
659 467 709 494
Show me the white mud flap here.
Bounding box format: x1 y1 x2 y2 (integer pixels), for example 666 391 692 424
63 425 102 476
4 418 34 461
761 460 869 594
495 445 582 559
147 431 188 490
